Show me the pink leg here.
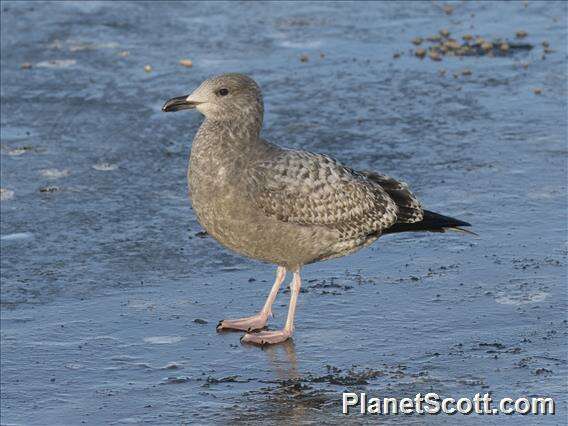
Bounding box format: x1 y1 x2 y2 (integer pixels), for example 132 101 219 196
241 270 302 346
217 266 286 332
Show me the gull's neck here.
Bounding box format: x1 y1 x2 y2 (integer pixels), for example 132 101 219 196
200 108 264 149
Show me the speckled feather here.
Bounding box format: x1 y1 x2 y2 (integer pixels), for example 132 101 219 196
248 150 401 241
359 171 424 224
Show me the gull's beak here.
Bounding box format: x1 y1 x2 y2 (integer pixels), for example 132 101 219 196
162 95 203 112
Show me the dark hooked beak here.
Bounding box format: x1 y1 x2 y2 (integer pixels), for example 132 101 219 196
162 95 202 112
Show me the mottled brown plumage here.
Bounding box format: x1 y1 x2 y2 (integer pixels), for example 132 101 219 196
248 150 400 260
162 73 471 345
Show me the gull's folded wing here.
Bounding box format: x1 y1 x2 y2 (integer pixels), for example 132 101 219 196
247 150 398 240
359 171 424 224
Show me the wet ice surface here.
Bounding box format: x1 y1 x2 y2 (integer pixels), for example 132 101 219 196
1 1 566 424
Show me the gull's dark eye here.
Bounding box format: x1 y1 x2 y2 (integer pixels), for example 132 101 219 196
218 88 229 96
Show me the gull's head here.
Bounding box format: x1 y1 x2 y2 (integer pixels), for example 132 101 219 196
162 73 263 121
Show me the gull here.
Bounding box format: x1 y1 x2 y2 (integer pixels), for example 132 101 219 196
163 73 471 345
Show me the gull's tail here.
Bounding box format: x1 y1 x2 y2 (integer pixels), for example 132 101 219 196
384 210 475 235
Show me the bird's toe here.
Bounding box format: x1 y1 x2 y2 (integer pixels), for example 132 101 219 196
240 330 291 346
216 314 268 332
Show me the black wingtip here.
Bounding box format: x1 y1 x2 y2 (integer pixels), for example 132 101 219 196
451 218 471 227
383 210 474 235
446 226 478 236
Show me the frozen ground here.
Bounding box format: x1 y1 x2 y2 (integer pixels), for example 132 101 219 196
1 1 566 424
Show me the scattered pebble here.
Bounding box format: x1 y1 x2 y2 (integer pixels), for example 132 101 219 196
40 168 69 179
392 52 401 59
532 88 542 95
415 48 426 58
516 30 528 39
438 69 447 76
461 68 472 76
542 40 549 48
144 64 153 73
0 188 15 201
428 51 442 61
443 40 461 50
299 53 309 63
410 33 533 60
179 59 193 68
319 52 325 59
20 63 32 70
92 162 118 171
119 50 129 57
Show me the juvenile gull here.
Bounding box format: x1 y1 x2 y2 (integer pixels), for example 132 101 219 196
163 73 471 345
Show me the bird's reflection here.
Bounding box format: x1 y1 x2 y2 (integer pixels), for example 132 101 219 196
230 340 335 423
262 339 299 380
242 340 329 423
